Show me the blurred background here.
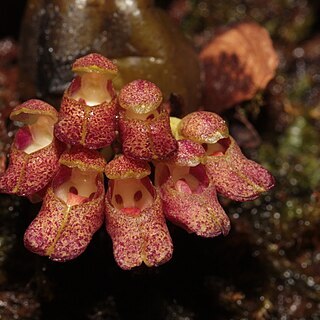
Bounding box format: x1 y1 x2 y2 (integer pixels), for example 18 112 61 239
1 1 320 319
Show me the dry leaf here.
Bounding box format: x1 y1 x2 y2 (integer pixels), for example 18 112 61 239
200 22 279 113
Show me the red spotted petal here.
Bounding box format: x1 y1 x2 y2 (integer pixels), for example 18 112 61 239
105 155 150 180
163 139 206 167
10 99 58 123
72 53 118 76
24 171 105 261
157 163 230 237
0 138 64 197
1 98 64 196
119 109 178 161
118 80 162 114
54 95 84 145
54 95 117 149
59 146 106 173
105 178 173 270
205 137 275 201
178 111 229 144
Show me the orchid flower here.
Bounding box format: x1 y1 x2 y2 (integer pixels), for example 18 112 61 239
54 53 118 149
0 99 64 197
105 155 173 270
24 147 105 261
155 139 230 237
0 53 276 268
178 111 275 201
118 80 178 161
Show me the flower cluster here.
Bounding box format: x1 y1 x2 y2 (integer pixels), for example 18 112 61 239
0 53 275 270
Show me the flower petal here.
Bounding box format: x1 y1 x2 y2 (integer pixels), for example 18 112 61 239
105 154 150 180
118 79 162 114
24 171 105 261
0 135 64 197
205 137 275 201
163 139 206 167
157 163 230 237
105 178 173 270
54 95 117 149
72 53 118 76
10 99 58 123
0 99 64 197
119 109 178 161
59 146 106 172
178 111 229 144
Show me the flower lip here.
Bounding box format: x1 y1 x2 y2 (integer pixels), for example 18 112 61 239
10 99 58 124
178 111 229 144
105 155 151 180
59 146 106 173
118 80 163 114
72 53 118 77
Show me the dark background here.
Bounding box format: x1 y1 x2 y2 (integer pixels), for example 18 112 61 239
1 1 320 320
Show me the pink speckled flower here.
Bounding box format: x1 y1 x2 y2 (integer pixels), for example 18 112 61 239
0 99 64 197
178 111 275 201
54 53 118 149
105 155 173 270
24 147 106 261
0 51 278 269
118 80 178 161
155 139 230 237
